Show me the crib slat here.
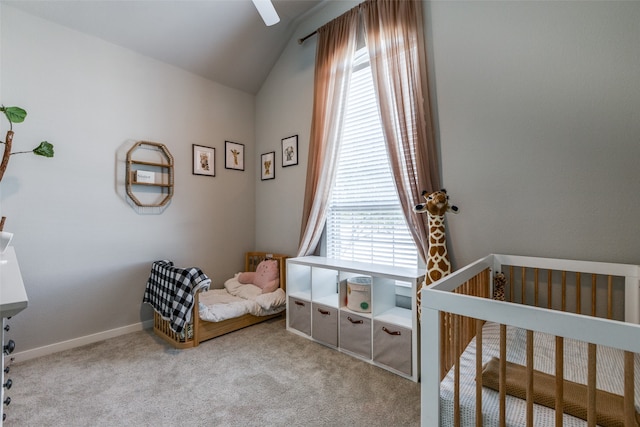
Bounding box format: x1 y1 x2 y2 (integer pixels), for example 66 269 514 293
555 336 564 427
562 271 567 312
499 324 507 427
548 270 553 309
509 266 514 302
526 330 534 427
591 274 597 317
521 266 526 304
587 343 596 427
454 314 460 427
534 268 539 307
607 275 613 319
624 351 635 426
475 318 483 427
576 272 582 315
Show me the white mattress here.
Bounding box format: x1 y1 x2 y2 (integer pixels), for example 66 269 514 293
440 322 640 427
198 274 285 323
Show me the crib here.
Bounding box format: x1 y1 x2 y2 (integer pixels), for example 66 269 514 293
421 254 640 427
151 251 288 349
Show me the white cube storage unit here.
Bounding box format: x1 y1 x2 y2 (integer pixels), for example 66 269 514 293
286 256 423 382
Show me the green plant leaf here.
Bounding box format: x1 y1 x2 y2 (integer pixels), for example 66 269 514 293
33 141 54 157
2 106 27 124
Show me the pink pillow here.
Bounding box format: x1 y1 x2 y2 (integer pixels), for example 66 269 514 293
237 259 279 294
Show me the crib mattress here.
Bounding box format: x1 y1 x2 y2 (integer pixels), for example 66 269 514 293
198 274 285 323
441 321 640 427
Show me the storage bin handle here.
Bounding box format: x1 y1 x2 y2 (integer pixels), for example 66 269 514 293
317 308 330 315
347 316 363 324
294 301 305 307
382 326 401 336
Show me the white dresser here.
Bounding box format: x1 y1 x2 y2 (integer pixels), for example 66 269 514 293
0 247 28 425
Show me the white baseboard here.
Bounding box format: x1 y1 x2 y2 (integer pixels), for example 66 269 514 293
12 319 154 363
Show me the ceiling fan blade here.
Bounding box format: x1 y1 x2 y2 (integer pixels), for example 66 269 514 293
252 0 280 26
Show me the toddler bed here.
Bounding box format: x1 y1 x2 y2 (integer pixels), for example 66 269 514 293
145 252 288 349
420 254 640 427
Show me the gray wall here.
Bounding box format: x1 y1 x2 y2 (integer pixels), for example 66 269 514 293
430 1 640 267
1 6 256 355
256 0 640 268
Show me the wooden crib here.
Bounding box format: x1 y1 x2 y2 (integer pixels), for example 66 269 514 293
153 251 288 349
421 254 640 427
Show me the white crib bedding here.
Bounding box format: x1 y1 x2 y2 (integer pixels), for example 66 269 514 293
441 321 640 427
198 274 285 323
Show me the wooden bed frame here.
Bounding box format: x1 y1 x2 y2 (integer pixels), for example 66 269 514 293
420 254 640 427
153 251 289 349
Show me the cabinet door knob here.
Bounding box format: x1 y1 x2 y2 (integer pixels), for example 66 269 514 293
3 396 10 406
294 301 305 307
347 316 363 324
2 379 11 390
3 366 9 374
3 324 9 331
317 308 330 315
3 339 15 355
382 326 401 336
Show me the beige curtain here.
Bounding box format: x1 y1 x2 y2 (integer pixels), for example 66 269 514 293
361 0 440 262
296 8 360 257
297 0 440 260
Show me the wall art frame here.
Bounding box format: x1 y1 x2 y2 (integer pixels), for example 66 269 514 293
225 141 245 171
281 135 298 167
261 151 275 181
192 144 215 177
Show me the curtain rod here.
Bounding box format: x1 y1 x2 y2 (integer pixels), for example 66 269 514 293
298 30 317 45
299 0 364 44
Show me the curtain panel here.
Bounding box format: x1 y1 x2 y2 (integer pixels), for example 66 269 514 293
297 0 440 261
296 8 359 257
361 0 440 262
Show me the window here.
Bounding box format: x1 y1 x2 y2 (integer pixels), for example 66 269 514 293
325 48 418 270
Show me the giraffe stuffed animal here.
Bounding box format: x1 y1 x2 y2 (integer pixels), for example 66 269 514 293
413 189 459 322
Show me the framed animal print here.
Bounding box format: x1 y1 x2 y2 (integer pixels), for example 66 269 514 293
281 135 298 167
225 141 244 171
261 151 275 181
192 144 215 177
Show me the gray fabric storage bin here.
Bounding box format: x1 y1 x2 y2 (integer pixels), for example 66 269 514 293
312 303 338 347
339 311 371 359
373 320 412 376
288 297 311 336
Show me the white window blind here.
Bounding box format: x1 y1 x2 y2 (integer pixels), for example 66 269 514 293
326 48 418 270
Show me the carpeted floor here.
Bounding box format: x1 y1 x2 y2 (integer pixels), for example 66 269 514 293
4 318 420 426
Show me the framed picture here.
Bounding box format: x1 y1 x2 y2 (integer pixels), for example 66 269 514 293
225 141 245 171
281 135 298 167
192 144 215 177
261 151 275 181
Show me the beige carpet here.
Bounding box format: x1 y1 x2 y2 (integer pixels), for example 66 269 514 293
4 318 420 426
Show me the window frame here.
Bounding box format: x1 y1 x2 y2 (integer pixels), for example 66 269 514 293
321 46 421 271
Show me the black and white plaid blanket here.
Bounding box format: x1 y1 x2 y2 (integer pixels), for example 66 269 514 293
143 260 211 334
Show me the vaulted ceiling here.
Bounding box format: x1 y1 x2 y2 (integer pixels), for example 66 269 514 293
2 0 325 94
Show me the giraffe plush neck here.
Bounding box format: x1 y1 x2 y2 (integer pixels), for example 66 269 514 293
414 189 459 320
425 212 450 283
